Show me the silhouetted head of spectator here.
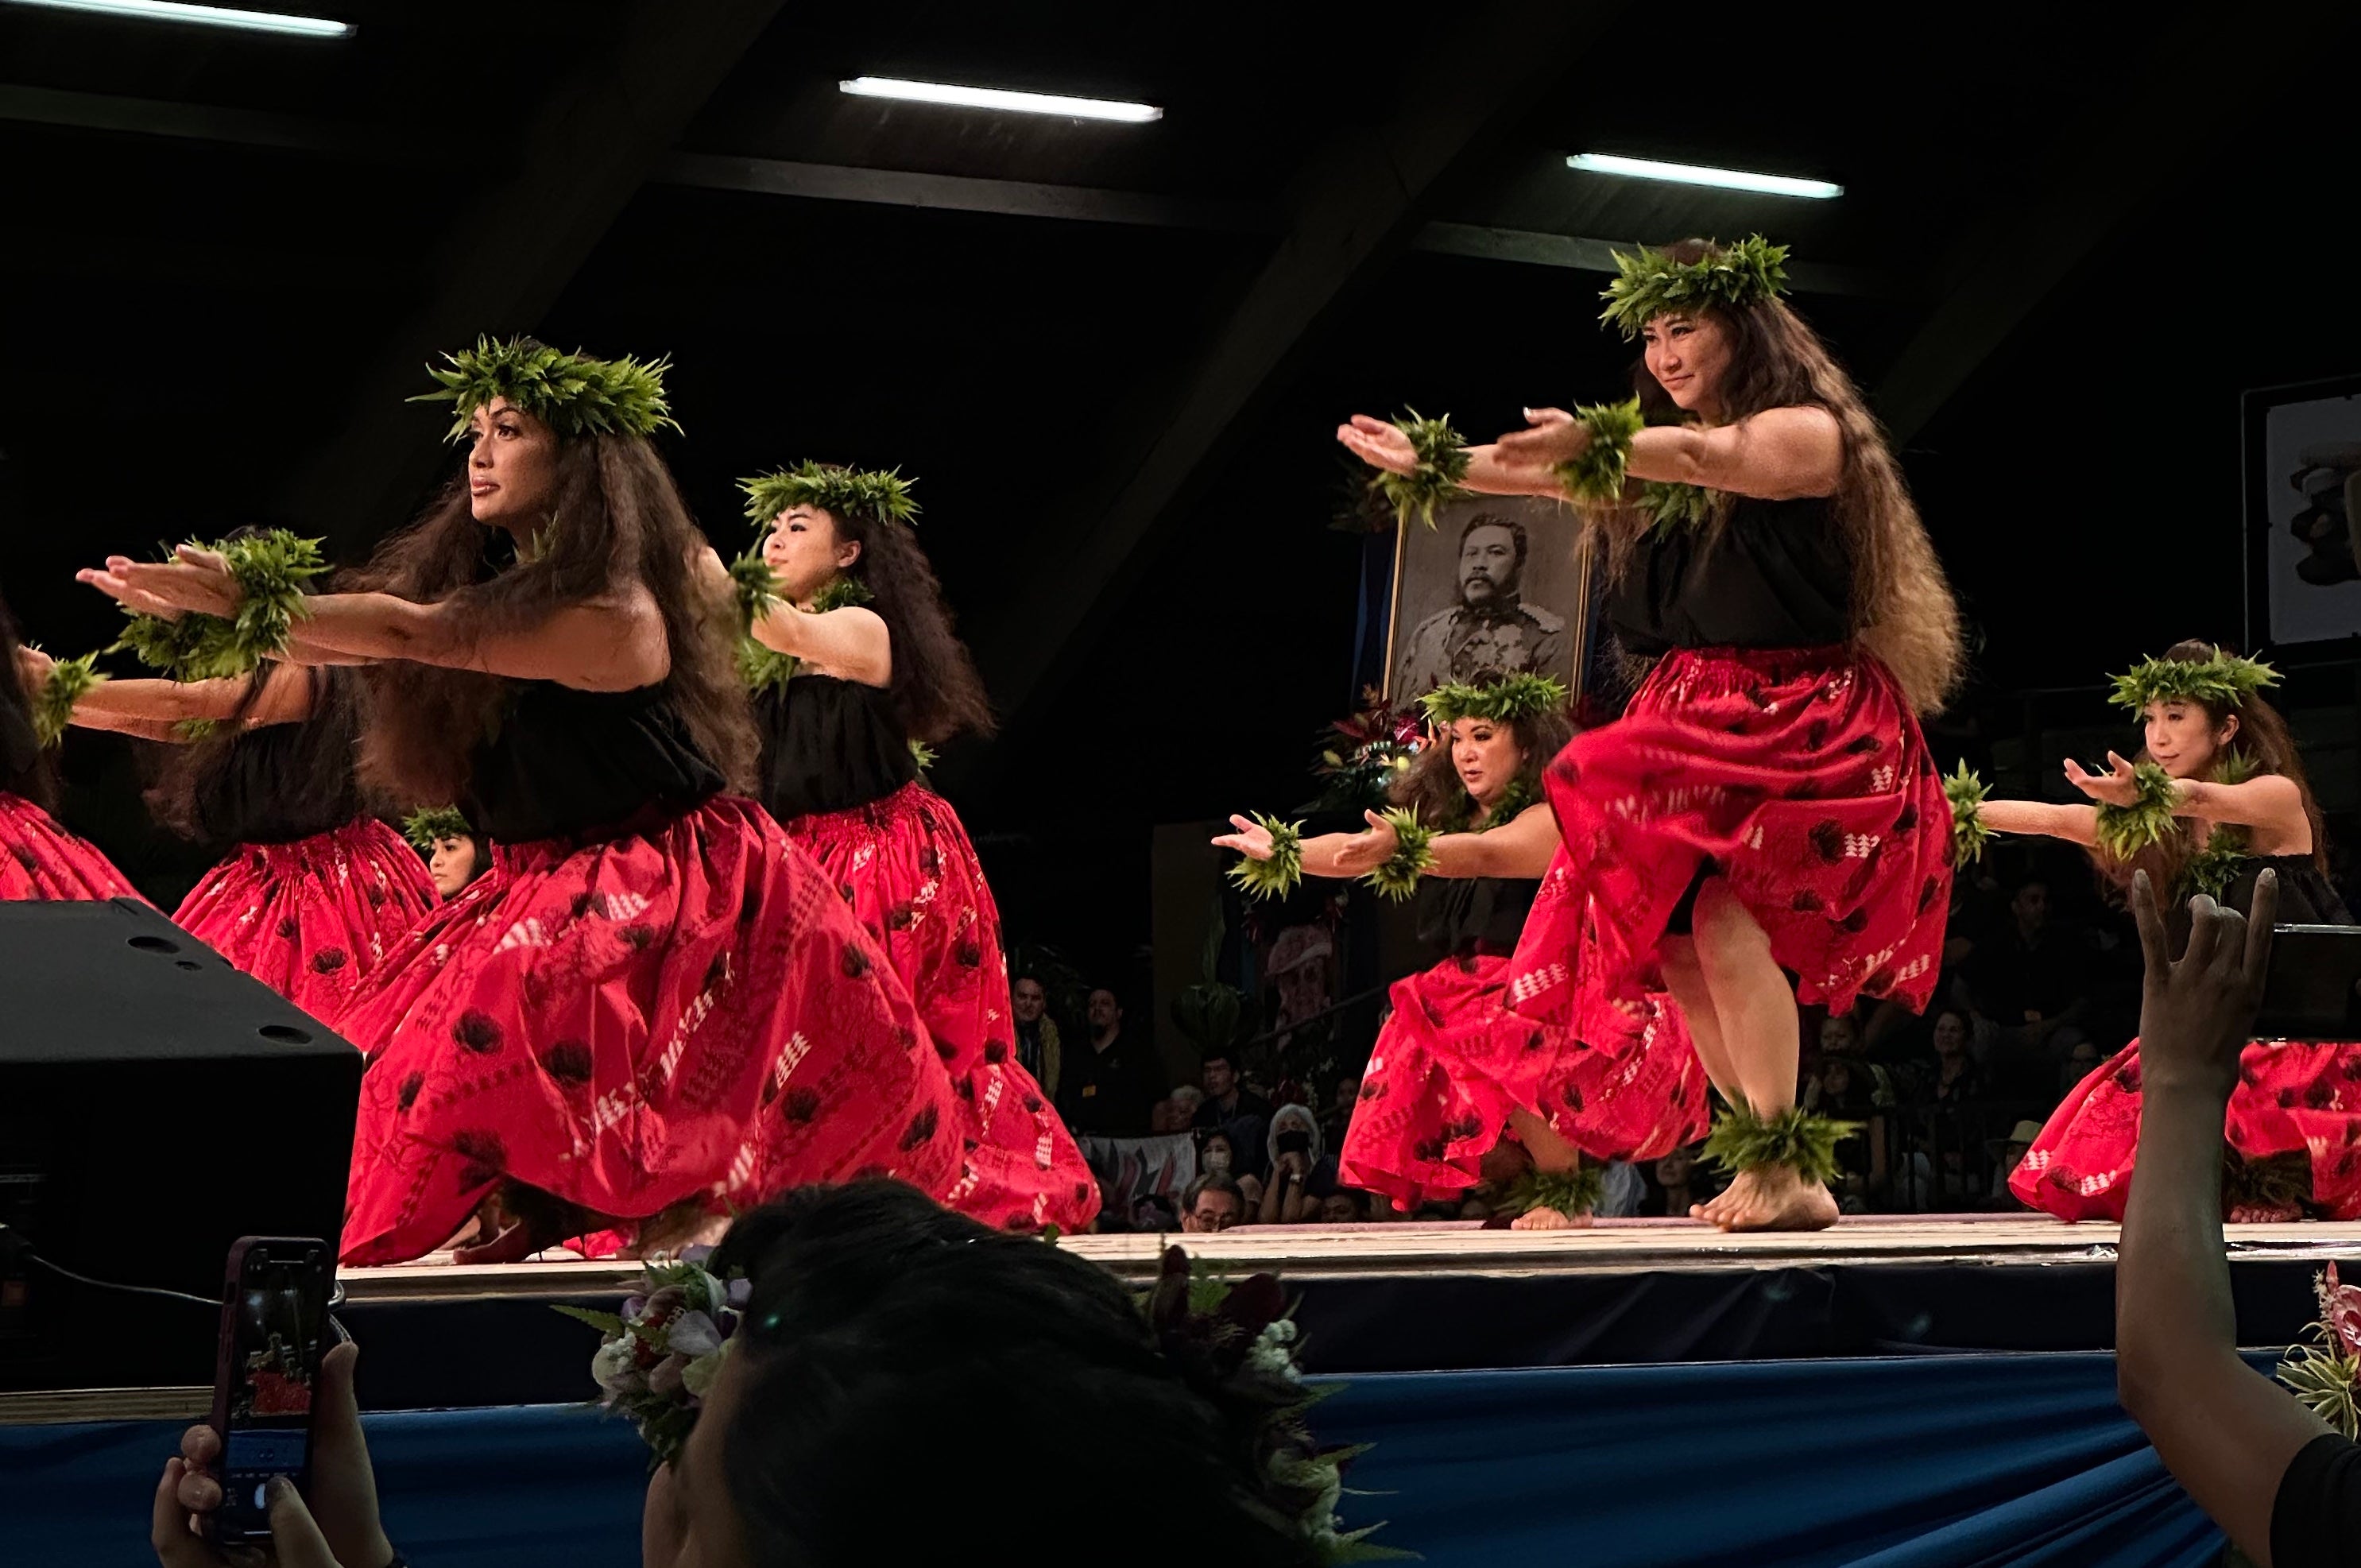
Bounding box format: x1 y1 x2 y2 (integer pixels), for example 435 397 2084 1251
2061 1038 2102 1093
1932 1008 1972 1063
1182 1173 1244 1233
1819 1012 1862 1057
1086 987 1122 1043
2012 878 2049 937
1317 1190 1365 1224
1011 975 1048 1024
701 1181 1318 1566
1198 1129 1239 1179
1655 1147 1697 1190
1332 1076 1361 1119
1200 1047 1240 1105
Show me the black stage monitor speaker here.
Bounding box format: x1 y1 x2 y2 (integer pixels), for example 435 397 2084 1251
0 897 360 1392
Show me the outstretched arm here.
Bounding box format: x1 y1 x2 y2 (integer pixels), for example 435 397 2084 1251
1979 799 2100 847
2065 753 2313 849
1490 404 1844 501
1425 802 1560 878
749 602 892 687
2115 870 2329 1566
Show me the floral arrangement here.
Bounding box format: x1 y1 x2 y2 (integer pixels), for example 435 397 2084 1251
2278 1263 2361 1437
556 1252 749 1468
1307 687 1424 814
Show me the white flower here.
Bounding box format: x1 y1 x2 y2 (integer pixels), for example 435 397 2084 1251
591 1338 644 1396
682 1343 730 1398
1246 1318 1302 1381
665 1310 723 1359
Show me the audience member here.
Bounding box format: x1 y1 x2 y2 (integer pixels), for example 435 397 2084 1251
1181 1172 1247 1233
1960 877 2096 1097
1011 974 1062 1091
1256 1104 1325 1224
2112 870 2356 1568
1987 1119 2042 1208
1316 1189 1366 1224
1925 1009 1987 1105
1645 1146 1713 1218
1193 1045 1273 1179
155 1182 1330 1568
1058 988 1163 1136
1320 1074 1361 1148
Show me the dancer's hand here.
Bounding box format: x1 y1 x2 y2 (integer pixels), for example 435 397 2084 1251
160 1342 393 1568
1330 810 1400 876
2064 751 2145 807
2130 868 2274 1100
1211 815 1275 859
1490 406 1582 466
15 643 53 688
79 548 240 620
1336 415 1417 476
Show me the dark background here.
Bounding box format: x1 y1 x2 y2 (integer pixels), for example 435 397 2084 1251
3 0 2357 1011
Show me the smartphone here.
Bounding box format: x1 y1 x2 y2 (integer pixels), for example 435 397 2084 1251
2256 925 2361 1043
208 1237 334 1547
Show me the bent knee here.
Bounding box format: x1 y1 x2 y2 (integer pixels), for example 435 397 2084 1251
1690 877 1771 950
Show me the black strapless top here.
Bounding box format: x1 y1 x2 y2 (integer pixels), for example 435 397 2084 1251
2226 854 2354 927
465 682 722 842
754 676 916 820
1605 494 1851 653
1 699 38 797
1415 875 1541 962
190 669 362 846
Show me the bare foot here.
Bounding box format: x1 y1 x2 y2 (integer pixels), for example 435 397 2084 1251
1694 1165 1839 1233
1510 1205 1594 1230
452 1219 544 1265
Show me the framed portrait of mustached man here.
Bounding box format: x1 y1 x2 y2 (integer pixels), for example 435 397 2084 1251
1384 494 1593 703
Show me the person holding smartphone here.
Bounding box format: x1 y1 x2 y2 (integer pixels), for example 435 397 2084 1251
81 339 1024 1263
1 579 141 900
1974 641 2358 1221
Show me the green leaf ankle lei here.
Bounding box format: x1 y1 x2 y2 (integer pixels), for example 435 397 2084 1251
1700 1103 1859 1187
1502 1163 1604 1221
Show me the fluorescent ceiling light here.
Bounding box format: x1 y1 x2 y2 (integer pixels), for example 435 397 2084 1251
840 76 1160 124
4 0 353 36
1567 153 1840 200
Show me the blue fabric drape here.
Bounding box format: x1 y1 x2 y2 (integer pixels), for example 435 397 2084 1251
1 1352 2230 1568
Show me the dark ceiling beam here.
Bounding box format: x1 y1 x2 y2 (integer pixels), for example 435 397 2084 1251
953 0 1625 762
1873 4 2340 445
657 151 1273 232
1411 221 1902 297
269 1 785 547
0 83 400 158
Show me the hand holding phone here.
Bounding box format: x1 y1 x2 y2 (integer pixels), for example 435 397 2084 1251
208 1237 334 1547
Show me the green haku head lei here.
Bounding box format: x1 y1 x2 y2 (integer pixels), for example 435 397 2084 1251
1419 672 1568 727
412 335 680 443
741 462 920 533
1599 234 1791 340
402 806 473 851
2107 648 2281 715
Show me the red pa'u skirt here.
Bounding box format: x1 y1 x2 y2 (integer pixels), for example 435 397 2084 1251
2010 1039 2361 1221
1503 645 1953 1147
0 792 141 901
1339 947 1709 1210
171 818 439 1025
335 796 1062 1265
780 780 1097 1233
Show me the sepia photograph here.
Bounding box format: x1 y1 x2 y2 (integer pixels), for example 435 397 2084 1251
1384 494 1591 701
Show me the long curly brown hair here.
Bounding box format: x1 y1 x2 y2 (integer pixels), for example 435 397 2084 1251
1388 705 1572 827
1 583 56 811
1592 238 1964 715
780 481 995 745
349 432 753 805
2098 639 2330 893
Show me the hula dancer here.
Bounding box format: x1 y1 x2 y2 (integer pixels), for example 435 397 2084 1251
1339 237 1964 1230
1976 642 2360 1221
29 653 435 1023
728 462 1095 1233
2 583 141 900
81 339 997 1263
1217 673 1709 1226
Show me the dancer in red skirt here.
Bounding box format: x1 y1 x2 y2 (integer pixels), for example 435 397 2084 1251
1340 237 1964 1229
1218 674 1710 1226
26 658 435 1022
2 586 141 900
82 338 1056 1262
732 462 1094 1233
1978 642 2359 1221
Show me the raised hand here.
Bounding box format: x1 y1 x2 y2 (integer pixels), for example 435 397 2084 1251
2130 868 2276 1099
1491 406 1583 465
1210 814 1275 859
1336 415 1418 476
79 548 240 621
2064 750 2144 807
1330 809 1401 876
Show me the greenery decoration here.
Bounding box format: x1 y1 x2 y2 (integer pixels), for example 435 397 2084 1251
2107 648 2281 715
1370 409 1471 531
741 462 920 531
736 573 877 696
1227 812 1306 902
110 530 328 681
2277 1264 2361 1438
1419 672 1568 726
1362 807 1436 903
2176 752 2260 900
30 652 104 749
1552 397 1645 504
728 548 784 626
1141 1247 1409 1563
1639 479 1717 533
1944 762 1991 869
908 738 938 774
1501 1163 1604 1221
1699 1102 1859 1186
2092 761 2182 863
1441 776 1538 835
1306 688 1424 815
403 806 473 851
1599 234 1791 339
412 335 679 443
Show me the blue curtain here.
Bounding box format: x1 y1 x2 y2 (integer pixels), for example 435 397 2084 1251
3 1352 2227 1568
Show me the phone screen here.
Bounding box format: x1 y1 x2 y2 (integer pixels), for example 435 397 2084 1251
215 1241 331 1545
